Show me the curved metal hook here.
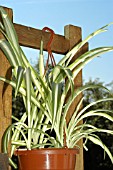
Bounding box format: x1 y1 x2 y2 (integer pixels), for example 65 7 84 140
42 27 56 71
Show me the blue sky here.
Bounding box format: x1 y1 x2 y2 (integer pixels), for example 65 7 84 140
0 0 113 84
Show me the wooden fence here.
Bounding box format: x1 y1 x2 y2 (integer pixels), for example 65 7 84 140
0 6 88 170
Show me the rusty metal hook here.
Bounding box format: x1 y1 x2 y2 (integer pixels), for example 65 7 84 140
42 27 56 71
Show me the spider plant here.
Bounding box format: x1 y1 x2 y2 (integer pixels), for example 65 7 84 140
0 6 113 169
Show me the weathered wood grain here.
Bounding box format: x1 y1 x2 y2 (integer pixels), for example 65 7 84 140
0 6 12 170
0 153 8 170
14 23 70 54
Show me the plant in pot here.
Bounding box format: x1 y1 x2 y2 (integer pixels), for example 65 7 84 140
0 6 113 170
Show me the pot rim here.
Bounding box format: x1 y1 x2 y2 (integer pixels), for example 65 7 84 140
14 147 79 156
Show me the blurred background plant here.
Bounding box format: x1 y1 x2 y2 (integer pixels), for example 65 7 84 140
83 78 113 170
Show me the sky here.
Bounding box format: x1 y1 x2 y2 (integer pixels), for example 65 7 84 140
0 0 113 85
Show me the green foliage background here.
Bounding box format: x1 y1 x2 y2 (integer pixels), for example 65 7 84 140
83 78 113 170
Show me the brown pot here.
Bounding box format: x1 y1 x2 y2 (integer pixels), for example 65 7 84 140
15 148 79 170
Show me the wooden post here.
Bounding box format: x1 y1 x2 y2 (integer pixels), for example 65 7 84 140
0 7 13 170
64 25 88 170
0 153 8 170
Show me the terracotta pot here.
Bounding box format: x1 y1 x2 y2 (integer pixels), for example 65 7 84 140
15 148 79 170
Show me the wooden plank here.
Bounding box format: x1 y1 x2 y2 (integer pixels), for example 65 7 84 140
64 25 88 170
0 153 8 170
14 23 70 54
0 7 13 170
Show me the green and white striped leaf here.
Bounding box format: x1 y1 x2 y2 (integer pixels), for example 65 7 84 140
0 39 18 66
0 7 22 65
25 67 31 149
58 22 113 66
15 66 24 97
88 135 113 163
